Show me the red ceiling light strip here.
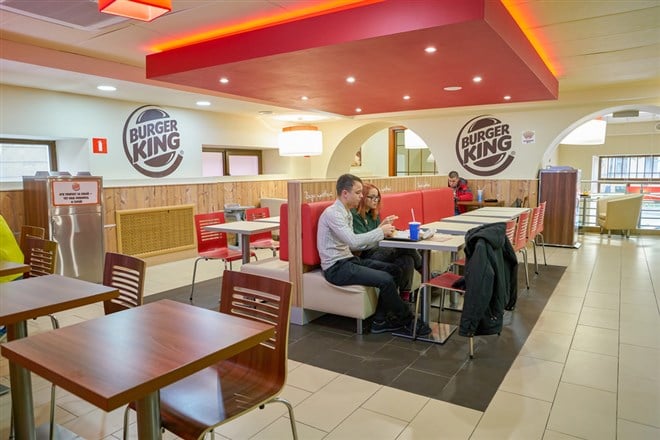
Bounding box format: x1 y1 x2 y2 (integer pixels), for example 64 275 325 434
99 0 171 22
500 0 559 76
151 0 383 52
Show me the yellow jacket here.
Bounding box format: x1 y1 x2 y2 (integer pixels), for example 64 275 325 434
0 215 24 282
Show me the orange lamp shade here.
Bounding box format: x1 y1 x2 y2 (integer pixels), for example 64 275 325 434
99 0 172 22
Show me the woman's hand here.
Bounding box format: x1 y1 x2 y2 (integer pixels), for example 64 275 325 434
379 215 398 226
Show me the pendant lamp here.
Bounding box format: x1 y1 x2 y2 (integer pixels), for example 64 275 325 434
99 0 172 22
278 126 323 157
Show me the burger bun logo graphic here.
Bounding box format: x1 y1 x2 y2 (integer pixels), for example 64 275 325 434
72 182 80 191
456 115 515 176
123 105 183 178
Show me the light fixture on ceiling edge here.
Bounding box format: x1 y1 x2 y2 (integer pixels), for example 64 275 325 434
99 0 172 22
278 126 323 157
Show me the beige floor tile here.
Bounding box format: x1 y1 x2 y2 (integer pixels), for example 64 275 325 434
499 356 564 402
471 391 550 440
293 375 380 432
285 363 339 393
618 374 660 428
620 276 654 291
547 382 616 440
571 325 618 357
61 407 126 440
552 283 588 298
398 399 482 440
620 303 660 325
620 289 658 306
250 416 327 440
361 386 429 422
542 430 583 439
587 282 621 295
544 295 584 314
324 408 407 440
617 419 660 440
583 291 619 310
620 320 660 349
619 344 660 383
213 395 294 439
533 310 579 335
562 350 618 392
519 330 572 363
578 306 619 330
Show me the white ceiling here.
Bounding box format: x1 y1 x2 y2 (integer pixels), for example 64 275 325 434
0 0 659 120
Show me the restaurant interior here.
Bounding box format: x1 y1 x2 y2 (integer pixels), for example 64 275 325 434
1 1 659 439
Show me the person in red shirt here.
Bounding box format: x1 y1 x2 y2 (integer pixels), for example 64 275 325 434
448 170 473 214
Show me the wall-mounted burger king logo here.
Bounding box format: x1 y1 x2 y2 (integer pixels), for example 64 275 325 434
123 105 183 177
456 115 514 176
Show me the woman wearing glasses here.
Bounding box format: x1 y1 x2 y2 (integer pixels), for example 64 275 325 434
352 183 422 302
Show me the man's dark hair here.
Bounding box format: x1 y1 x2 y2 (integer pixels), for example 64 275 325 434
336 173 362 196
448 170 459 179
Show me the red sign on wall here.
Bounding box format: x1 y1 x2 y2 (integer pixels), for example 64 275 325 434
92 138 108 154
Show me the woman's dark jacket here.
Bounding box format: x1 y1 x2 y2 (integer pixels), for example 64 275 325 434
459 222 518 337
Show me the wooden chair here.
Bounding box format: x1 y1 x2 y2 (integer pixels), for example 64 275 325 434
102 252 147 315
19 224 46 254
513 210 530 289
190 212 255 303
122 271 297 440
245 207 280 257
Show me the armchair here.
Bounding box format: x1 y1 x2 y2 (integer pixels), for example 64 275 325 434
597 194 643 237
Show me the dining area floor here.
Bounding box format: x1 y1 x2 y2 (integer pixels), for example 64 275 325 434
1 233 658 439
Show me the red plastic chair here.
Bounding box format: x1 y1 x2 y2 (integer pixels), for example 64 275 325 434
513 210 530 289
505 219 516 245
245 207 280 257
527 206 542 274
190 212 254 303
532 201 547 266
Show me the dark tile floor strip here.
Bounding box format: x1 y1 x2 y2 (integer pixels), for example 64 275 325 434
147 264 565 412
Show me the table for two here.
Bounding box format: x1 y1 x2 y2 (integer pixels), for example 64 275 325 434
0 260 30 278
1 276 274 440
204 220 280 263
380 234 464 344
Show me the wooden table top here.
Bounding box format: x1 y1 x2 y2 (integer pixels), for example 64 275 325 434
0 261 30 278
204 220 280 235
1 299 274 412
0 274 119 326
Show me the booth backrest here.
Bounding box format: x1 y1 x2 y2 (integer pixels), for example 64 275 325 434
379 191 424 230
279 188 455 267
420 188 455 223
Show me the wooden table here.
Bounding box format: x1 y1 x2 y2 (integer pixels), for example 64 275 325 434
205 221 280 263
424 220 476 236
0 260 30 277
457 200 505 209
380 234 464 344
1 299 274 440
441 214 507 224
0 274 119 440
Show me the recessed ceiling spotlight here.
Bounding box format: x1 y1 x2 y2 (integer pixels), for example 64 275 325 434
97 85 116 91
355 108 362 113
403 95 411 100
504 95 512 100
196 101 211 106
219 77 229 84
258 110 273 115
443 86 462 91
301 96 309 101
473 76 482 83
424 46 437 53
346 76 356 84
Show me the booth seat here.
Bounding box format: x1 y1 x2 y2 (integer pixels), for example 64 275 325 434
241 188 455 333
597 194 643 237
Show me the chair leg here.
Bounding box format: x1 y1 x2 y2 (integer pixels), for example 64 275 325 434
521 249 529 289
469 336 474 359
538 233 547 265
356 319 363 335
269 397 299 440
122 405 130 440
190 257 203 302
49 384 56 439
532 240 539 275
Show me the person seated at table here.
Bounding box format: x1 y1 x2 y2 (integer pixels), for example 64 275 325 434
352 183 422 302
317 174 431 335
448 170 474 214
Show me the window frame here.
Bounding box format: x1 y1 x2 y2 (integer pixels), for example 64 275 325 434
201 146 263 176
0 138 58 182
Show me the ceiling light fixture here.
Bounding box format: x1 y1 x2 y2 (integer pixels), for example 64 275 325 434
444 86 462 91
278 126 323 156
425 46 437 53
504 95 511 100
403 95 411 100
355 108 362 113
97 85 117 91
301 96 309 101
99 0 171 22
346 76 356 84
219 77 229 84
404 129 427 149
473 76 482 83
196 101 211 106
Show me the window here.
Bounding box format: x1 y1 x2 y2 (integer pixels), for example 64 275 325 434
201 147 262 177
389 128 435 176
599 155 660 180
0 138 57 182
